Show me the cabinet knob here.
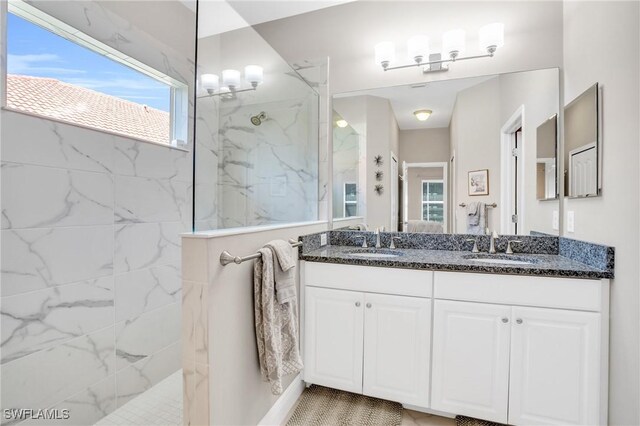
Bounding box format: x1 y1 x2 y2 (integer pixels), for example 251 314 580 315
516 318 523 324
366 303 372 308
355 301 361 307
501 317 509 323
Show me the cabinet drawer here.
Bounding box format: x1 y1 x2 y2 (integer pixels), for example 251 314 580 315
304 262 432 298
434 272 605 312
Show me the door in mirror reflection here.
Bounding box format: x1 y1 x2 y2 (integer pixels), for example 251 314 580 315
564 83 600 198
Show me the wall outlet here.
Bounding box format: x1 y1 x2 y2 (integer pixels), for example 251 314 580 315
552 210 559 231
567 211 575 233
320 233 327 246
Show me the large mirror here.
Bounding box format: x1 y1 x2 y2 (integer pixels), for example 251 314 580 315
332 68 560 235
564 83 600 198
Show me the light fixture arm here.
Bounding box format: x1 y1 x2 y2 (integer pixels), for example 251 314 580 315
382 50 495 72
197 86 257 99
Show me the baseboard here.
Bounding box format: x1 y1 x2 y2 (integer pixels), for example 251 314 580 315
258 374 304 425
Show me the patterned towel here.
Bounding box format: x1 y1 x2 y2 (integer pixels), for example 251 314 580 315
254 247 303 395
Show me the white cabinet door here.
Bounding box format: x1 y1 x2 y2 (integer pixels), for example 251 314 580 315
362 293 431 407
431 300 512 423
304 286 364 393
509 307 601 425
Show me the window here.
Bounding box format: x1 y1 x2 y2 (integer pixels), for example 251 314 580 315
344 182 357 217
4 0 188 147
422 180 444 223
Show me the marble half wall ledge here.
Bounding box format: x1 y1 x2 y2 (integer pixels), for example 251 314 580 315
181 220 329 239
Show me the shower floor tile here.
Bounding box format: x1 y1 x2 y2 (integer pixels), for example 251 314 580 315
95 370 182 426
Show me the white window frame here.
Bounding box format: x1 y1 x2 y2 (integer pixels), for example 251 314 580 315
343 182 357 217
422 179 444 223
2 0 189 148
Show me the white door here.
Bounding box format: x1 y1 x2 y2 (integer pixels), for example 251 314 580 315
362 293 431 407
431 300 512 423
508 307 601 425
304 286 364 393
569 144 597 197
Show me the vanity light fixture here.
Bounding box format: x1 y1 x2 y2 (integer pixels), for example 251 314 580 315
198 65 264 98
336 119 349 128
414 109 432 121
375 23 504 74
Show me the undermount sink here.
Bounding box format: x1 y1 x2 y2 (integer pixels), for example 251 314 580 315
463 254 538 266
345 249 403 259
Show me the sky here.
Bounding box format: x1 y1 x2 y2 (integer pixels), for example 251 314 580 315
7 13 171 112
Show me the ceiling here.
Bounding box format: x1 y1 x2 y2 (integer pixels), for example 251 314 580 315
196 0 356 38
335 75 495 130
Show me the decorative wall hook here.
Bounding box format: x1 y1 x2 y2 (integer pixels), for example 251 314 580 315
374 155 383 166
374 184 384 195
375 170 384 181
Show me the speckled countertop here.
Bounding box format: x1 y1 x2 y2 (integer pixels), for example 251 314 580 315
300 245 613 279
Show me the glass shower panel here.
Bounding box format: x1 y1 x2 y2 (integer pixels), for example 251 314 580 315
194 1 319 231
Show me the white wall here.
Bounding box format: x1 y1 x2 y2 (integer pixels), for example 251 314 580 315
0 1 195 424
562 2 640 424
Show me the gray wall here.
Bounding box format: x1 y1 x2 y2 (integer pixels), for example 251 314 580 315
0 1 195 424
399 128 450 165
563 2 640 424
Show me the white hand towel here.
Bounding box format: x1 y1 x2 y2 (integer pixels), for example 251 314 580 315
265 239 296 304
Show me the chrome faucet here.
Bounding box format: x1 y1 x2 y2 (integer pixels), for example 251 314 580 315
488 231 499 254
375 228 382 249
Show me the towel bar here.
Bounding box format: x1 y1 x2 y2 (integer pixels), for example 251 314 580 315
219 239 303 266
459 202 497 208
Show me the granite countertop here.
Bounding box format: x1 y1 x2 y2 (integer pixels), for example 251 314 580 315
300 245 613 279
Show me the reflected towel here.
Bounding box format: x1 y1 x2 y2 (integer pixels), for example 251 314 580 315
254 247 303 395
265 239 296 304
466 202 486 234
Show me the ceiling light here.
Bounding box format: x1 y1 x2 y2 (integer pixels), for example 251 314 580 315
336 119 349 128
414 110 432 121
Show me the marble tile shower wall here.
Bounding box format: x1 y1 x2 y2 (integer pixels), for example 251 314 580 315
194 97 221 231
217 98 318 228
0 2 195 425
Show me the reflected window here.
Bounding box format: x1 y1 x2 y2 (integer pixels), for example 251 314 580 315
6 1 188 146
422 180 444 222
344 183 357 217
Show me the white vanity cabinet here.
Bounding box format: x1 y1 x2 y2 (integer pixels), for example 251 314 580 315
302 262 432 407
431 300 512 423
431 272 609 426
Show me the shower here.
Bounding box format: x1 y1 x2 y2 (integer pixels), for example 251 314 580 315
250 111 267 126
